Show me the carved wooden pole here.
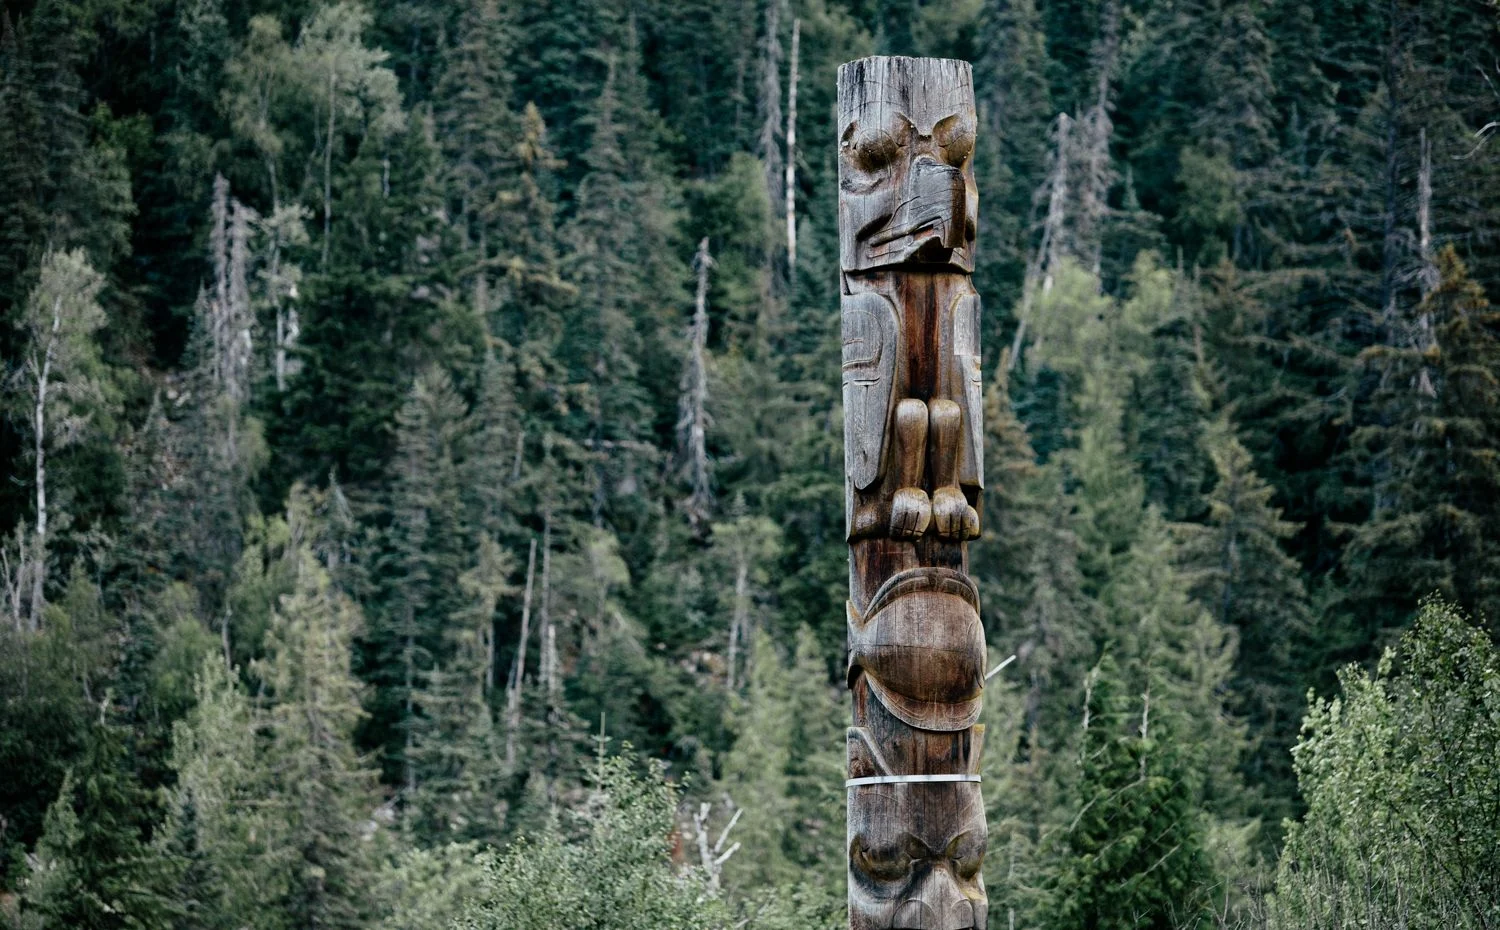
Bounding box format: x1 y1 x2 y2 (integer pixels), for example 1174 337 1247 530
839 57 987 930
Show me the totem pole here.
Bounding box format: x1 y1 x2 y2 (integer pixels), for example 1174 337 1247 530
839 57 987 930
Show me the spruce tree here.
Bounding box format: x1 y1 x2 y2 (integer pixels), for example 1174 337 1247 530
563 20 686 498
19 720 173 930
406 535 514 845
250 490 387 930
1182 418 1311 820
1043 659 1218 930
373 367 471 790
1343 248 1500 640
781 626 843 886
719 629 794 891
155 657 273 930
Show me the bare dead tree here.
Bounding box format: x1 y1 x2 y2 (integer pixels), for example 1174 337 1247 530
1008 112 1073 372
785 18 800 272
504 538 538 770
677 238 715 528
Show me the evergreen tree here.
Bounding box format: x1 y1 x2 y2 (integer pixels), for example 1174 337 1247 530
19 720 172 930
1042 660 1218 930
781 627 844 886
371 367 471 789
154 657 273 930
719 630 794 891
1343 248 1500 638
249 489 387 930
563 20 686 509
406 535 514 845
1182 419 1311 821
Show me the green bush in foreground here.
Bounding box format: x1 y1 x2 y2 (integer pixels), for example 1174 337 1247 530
454 749 841 930
1273 599 1500 930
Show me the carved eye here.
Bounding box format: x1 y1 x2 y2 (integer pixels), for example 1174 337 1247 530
852 837 913 884
934 115 975 167
851 128 899 173
946 831 986 881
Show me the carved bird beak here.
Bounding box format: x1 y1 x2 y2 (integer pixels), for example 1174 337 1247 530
866 156 967 262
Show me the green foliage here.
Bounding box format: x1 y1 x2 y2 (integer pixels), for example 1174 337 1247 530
1274 600 1500 929
458 751 726 930
19 720 173 930
1183 420 1312 824
1042 660 1218 930
1342 250 1500 641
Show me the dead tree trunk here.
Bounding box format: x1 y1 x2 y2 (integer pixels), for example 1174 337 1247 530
504 537 538 770
785 18 800 272
838 56 989 930
677 238 715 527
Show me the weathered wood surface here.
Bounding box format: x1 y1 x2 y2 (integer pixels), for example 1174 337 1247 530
839 56 987 930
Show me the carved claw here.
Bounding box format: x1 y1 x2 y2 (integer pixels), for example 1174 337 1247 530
931 487 969 540
890 487 932 539
962 503 980 540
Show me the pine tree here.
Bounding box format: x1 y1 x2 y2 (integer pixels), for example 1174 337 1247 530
1343 248 1500 638
1182 419 1311 820
972 366 1093 741
1042 659 1218 930
155 657 274 930
1102 508 1246 813
19 720 173 929
973 0 1055 304
563 20 686 521
373 367 472 790
250 489 387 930
781 627 843 885
406 535 514 845
436 0 518 248
719 629 794 891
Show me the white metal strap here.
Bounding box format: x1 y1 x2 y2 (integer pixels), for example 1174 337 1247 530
845 774 982 789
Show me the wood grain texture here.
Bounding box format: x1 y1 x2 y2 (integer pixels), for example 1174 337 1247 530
839 56 987 930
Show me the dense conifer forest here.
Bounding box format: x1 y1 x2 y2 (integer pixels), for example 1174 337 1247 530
2 0 1499 925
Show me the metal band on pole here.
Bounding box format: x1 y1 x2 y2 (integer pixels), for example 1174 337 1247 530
845 774 983 789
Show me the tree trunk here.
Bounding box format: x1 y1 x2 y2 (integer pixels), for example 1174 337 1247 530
28 296 61 631
505 538 538 770
785 18 800 272
727 557 749 692
1008 112 1071 372
838 56 989 930
322 68 336 270
678 238 715 527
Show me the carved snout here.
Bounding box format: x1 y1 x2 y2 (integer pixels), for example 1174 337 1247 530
867 156 967 261
892 868 983 930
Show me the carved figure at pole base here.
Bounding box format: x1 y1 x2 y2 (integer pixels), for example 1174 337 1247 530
846 725 988 930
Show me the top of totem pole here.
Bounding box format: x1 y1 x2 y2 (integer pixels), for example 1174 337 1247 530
837 57 977 274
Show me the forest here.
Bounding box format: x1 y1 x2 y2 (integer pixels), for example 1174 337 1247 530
1 0 1499 926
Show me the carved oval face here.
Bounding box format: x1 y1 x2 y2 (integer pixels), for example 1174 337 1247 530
848 568 985 730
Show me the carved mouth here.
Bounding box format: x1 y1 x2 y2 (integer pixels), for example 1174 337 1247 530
867 211 943 248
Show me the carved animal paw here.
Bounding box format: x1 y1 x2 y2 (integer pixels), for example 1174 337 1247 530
889 487 933 540
931 487 972 540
